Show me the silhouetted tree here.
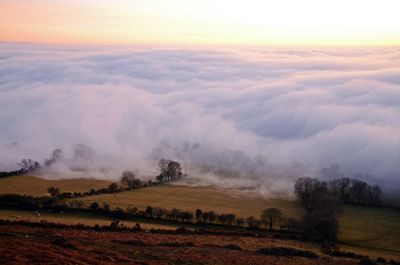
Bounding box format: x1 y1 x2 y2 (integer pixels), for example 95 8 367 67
121 171 141 189
126 206 138 215
226 213 236 226
18 159 41 172
245 216 261 228
89 202 99 210
47 187 60 198
108 183 118 193
328 178 351 203
294 177 321 207
145 206 153 218
195 209 203 223
303 185 341 245
157 159 182 182
236 217 245 227
261 208 283 231
350 179 368 204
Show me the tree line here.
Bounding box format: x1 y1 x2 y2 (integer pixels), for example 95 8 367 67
0 192 293 233
0 159 41 178
295 176 383 207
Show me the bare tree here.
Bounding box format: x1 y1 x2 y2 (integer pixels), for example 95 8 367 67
261 208 283 231
18 159 41 173
294 177 321 207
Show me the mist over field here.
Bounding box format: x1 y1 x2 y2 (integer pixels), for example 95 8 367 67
0 43 399 193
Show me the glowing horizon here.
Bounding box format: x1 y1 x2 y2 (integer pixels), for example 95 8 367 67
1 0 400 46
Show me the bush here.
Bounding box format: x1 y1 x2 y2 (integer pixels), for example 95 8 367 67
256 247 319 259
359 258 377 265
224 244 242 250
377 257 386 263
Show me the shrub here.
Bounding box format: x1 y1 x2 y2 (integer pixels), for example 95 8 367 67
257 247 319 259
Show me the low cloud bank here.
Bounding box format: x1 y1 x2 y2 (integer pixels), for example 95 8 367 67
0 43 399 193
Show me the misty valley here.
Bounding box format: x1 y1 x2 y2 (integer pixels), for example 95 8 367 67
1 40 400 265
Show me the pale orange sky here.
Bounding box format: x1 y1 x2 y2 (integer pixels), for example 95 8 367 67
1 0 399 46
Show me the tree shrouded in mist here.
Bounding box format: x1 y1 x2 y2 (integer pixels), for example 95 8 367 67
44 149 63 167
156 159 182 182
121 171 141 189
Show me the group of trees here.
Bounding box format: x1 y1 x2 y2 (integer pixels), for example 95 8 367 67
156 159 183 182
44 180 144 201
292 175 384 246
294 177 342 245
295 176 383 207
0 158 42 178
91 203 290 231
328 177 382 206
121 171 142 189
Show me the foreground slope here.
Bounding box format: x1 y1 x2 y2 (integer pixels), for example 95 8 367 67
0 224 358 265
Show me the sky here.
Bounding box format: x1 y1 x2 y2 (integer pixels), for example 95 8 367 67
0 0 400 45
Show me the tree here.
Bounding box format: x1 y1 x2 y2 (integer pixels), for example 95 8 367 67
157 159 182 182
126 206 138 215
195 209 203 223
169 208 180 221
301 184 341 245
145 206 153 218
350 179 368 204
108 183 118 193
328 178 351 203
370 185 382 206
89 202 99 210
261 208 283 231
18 159 41 173
153 207 167 219
294 177 321 207
47 187 60 198
121 171 141 189
226 213 236 226
245 216 260 228
236 217 245 227
121 170 135 182
208 211 217 223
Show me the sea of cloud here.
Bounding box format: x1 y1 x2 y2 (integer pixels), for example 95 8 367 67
0 43 399 193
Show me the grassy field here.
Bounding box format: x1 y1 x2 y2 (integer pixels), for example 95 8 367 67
0 208 177 230
338 204 400 257
0 175 111 196
0 175 399 260
79 184 400 257
81 184 303 219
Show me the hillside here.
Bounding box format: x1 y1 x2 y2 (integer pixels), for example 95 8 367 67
0 224 359 265
0 175 399 261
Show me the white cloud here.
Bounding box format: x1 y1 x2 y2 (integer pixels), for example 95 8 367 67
0 43 399 191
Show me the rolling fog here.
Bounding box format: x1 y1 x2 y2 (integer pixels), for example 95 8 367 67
0 43 399 194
